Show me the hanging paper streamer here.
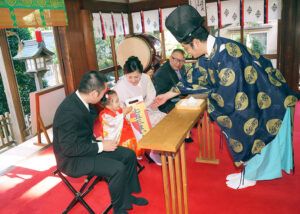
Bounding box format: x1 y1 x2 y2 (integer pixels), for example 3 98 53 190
159 8 163 32
132 12 143 33
141 11 145 33
268 0 281 20
240 0 244 27
111 13 116 37
244 0 264 23
99 12 106 40
113 13 124 36
221 0 240 26
92 13 102 39
162 7 176 31
101 13 114 37
206 2 219 27
143 10 159 33
217 0 222 28
189 0 206 17
264 0 269 23
122 13 129 35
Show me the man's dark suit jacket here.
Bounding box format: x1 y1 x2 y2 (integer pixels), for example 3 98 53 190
153 60 186 113
53 92 99 177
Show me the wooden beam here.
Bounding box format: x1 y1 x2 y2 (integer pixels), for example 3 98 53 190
128 0 188 12
0 29 26 143
81 0 129 13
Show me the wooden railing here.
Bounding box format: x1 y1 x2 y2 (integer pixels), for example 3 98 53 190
0 112 15 150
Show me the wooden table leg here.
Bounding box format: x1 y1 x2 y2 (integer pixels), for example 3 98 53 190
161 153 171 214
180 143 188 214
174 152 183 214
168 154 177 214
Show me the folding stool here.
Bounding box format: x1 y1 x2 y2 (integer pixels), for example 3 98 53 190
53 169 112 214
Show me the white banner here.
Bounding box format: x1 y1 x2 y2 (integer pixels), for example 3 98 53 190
143 10 159 33
113 13 123 36
92 13 102 39
244 0 264 23
162 7 176 31
221 0 240 26
268 0 282 20
122 13 129 35
101 13 114 37
206 2 218 27
132 12 143 33
189 0 206 16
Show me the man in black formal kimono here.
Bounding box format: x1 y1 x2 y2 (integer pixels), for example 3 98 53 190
153 49 187 113
53 71 147 214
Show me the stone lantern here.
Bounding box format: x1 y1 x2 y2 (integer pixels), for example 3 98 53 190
13 30 54 90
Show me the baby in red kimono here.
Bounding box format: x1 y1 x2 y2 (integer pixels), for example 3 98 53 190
94 90 143 157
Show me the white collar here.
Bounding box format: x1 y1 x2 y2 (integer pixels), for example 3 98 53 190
75 90 89 111
205 35 216 58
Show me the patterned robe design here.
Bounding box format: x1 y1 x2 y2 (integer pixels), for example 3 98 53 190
94 107 142 156
177 37 299 164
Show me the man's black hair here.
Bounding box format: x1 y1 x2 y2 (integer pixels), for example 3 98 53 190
78 71 107 94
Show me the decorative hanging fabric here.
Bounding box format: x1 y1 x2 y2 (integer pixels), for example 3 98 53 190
101 13 114 38
113 13 124 37
244 0 264 23
92 13 102 39
206 2 219 27
221 0 240 26
268 0 281 20
132 12 142 33
122 13 129 36
143 10 159 33
0 0 67 29
161 7 176 31
189 0 206 17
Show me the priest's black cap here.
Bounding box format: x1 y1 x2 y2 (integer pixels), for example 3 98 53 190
166 5 205 43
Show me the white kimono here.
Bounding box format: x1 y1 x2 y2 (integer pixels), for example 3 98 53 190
114 73 166 127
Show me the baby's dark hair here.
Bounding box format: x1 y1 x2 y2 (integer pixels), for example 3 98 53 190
100 90 117 106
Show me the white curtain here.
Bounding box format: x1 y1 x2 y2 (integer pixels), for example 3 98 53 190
189 0 206 17
92 13 102 39
206 2 218 27
221 0 240 26
143 10 159 33
244 0 264 23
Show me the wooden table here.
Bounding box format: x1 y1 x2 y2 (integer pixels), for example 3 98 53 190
139 102 206 214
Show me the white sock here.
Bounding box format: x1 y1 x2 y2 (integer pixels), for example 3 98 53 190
226 173 242 181
226 177 256 189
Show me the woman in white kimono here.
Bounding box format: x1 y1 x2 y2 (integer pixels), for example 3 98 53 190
114 56 166 165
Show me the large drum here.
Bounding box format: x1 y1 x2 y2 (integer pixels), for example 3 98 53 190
117 34 161 73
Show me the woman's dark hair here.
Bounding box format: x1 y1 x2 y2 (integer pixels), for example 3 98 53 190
100 90 117 106
123 56 143 74
78 70 107 94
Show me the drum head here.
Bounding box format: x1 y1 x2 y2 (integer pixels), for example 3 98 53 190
117 37 152 71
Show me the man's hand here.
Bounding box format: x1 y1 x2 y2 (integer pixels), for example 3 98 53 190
102 140 118 151
123 106 133 115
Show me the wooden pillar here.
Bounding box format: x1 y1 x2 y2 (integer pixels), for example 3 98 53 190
53 0 90 95
0 29 26 143
279 0 300 92
80 9 99 71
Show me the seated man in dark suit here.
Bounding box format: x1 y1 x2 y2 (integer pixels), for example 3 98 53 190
53 71 147 214
153 49 187 113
